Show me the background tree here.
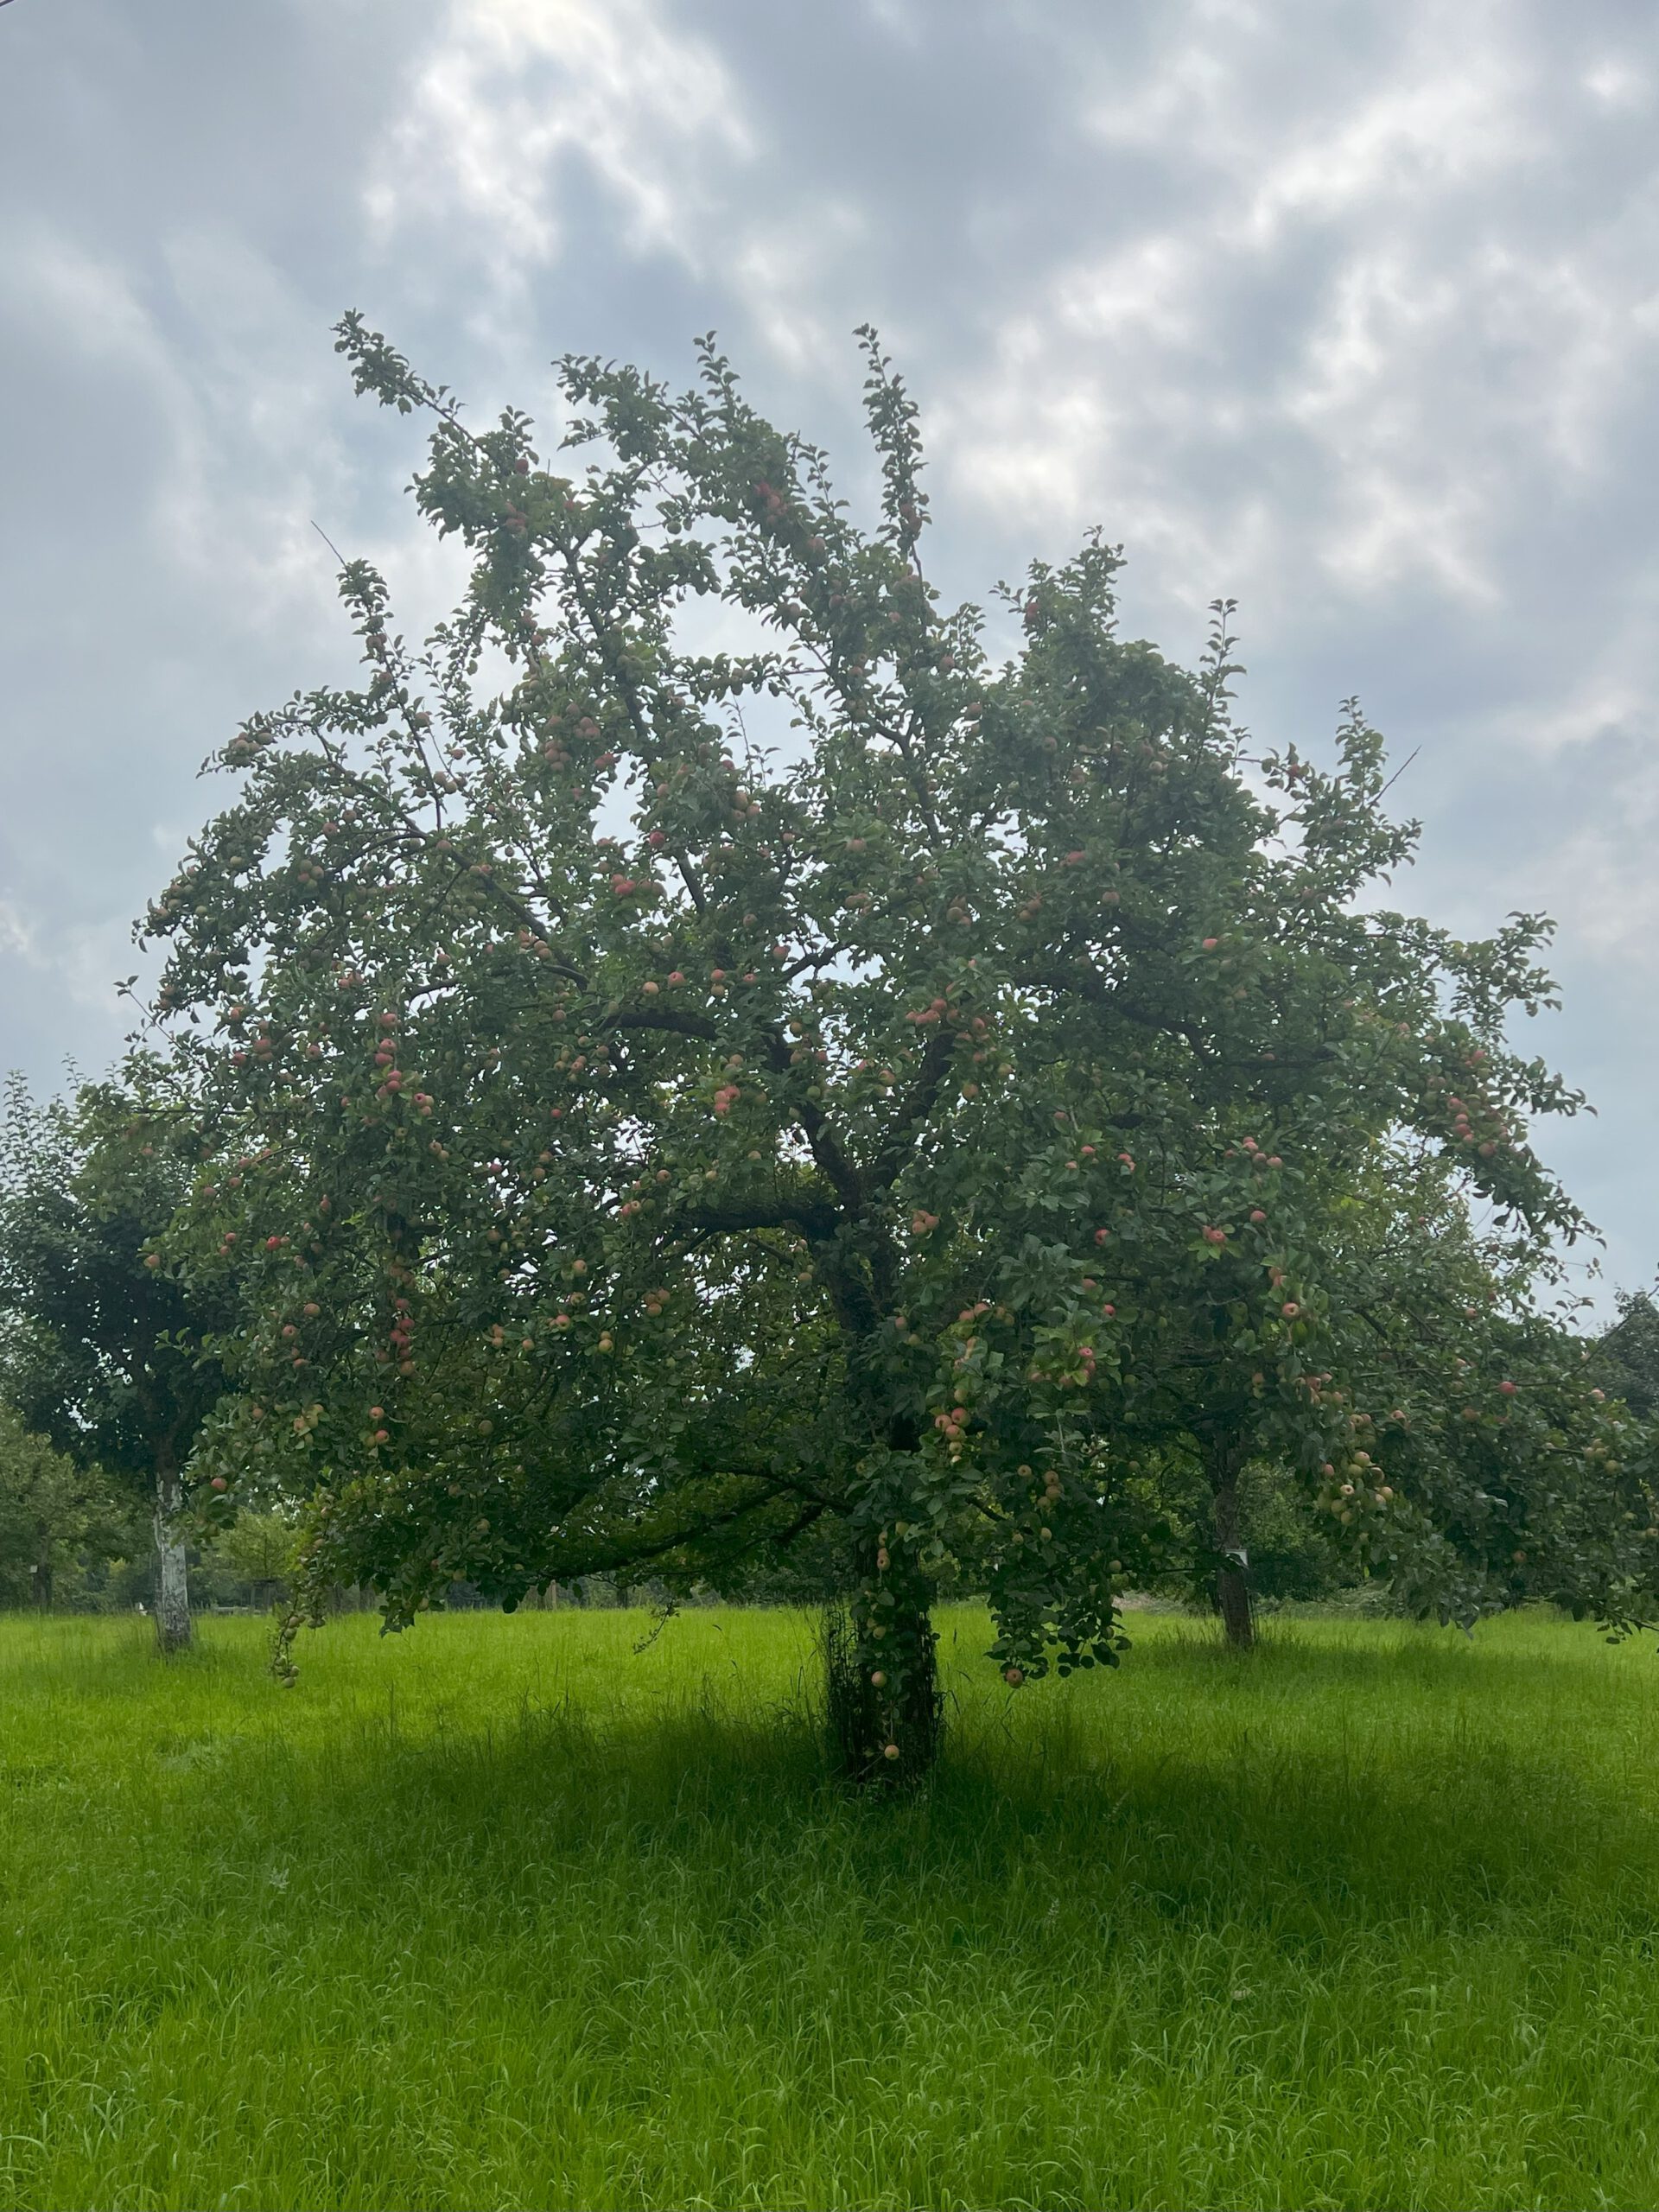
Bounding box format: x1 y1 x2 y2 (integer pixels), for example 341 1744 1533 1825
1135 1147 1658 1644
1594 1287 1659 1421
0 1405 131 1611
1309 1154 1657 1630
145 320 1649 1768
199 1507 298 1606
0 1078 236 1650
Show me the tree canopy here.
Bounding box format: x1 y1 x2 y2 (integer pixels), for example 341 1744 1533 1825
1595 1289 1659 1422
139 321 1655 1763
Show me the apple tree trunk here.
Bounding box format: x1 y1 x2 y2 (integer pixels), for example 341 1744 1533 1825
823 1593 942 1786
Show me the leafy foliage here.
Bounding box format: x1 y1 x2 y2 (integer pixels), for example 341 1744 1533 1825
141 321 1654 1755
0 1079 238 1632
0 1405 133 1609
198 1507 300 1598
1594 1288 1659 1421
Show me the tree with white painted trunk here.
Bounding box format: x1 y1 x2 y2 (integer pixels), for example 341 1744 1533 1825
0 1077 233 1651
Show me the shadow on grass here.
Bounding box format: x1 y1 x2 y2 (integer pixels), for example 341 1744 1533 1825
1112 1608 1647 1691
201 1627 1659 1970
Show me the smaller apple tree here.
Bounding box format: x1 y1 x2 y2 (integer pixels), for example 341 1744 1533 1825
1140 1144 1658 1643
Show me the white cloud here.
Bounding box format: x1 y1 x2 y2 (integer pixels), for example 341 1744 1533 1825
365 0 754 291
1546 825 1659 960
0 902 38 964
1247 61 1530 239
928 0 1659 635
0 897 143 1018
1583 57 1652 111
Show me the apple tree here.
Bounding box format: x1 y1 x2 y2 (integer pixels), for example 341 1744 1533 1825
143 320 1645 1768
1135 1141 1658 1644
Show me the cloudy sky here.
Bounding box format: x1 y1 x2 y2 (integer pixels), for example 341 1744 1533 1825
2 0 1656 1308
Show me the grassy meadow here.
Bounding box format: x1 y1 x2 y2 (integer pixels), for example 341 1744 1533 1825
2 1603 1658 2211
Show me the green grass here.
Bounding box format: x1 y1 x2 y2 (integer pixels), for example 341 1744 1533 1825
2 1606 1658 2210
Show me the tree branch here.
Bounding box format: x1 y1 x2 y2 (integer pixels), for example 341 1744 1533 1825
680 1198 841 1240
604 1008 720 1045
868 1027 957 1194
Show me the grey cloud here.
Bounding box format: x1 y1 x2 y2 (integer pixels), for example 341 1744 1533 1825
1 0 1654 1302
